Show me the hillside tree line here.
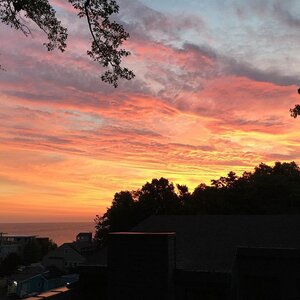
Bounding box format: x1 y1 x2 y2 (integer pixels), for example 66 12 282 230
95 161 300 245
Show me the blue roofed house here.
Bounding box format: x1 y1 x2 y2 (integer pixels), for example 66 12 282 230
7 264 47 298
6 264 78 298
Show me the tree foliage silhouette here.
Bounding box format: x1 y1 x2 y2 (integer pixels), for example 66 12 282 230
94 178 181 245
0 253 22 276
290 88 300 118
94 162 300 245
23 238 57 265
0 0 134 87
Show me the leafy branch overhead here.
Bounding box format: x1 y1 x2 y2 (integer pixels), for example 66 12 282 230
290 88 300 118
0 0 134 87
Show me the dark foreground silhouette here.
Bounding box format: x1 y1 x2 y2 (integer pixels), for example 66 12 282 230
77 216 300 300
95 161 300 245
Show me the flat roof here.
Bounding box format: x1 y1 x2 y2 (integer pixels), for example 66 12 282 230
1 235 36 238
110 232 176 236
25 286 69 299
132 215 300 271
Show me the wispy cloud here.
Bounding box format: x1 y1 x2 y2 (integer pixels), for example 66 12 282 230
0 0 299 221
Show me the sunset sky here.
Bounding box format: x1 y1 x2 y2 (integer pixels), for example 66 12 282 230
1 0 300 222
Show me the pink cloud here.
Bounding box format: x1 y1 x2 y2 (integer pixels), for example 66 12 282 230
1 0 300 222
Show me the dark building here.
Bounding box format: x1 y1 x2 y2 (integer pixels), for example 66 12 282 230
0 235 36 259
233 247 300 300
78 215 300 300
76 232 93 243
108 232 175 300
6 264 77 298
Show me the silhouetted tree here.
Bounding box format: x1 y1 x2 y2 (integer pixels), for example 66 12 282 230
39 238 57 257
192 162 300 214
94 162 300 245
177 184 191 212
23 239 42 265
137 178 181 217
211 171 238 189
94 191 138 245
0 0 134 87
22 238 56 264
94 178 182 245
0 253 21 276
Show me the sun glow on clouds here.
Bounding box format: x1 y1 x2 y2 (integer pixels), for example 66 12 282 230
1 0 300 222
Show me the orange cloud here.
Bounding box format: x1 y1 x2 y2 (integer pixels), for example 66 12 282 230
1 1 300 222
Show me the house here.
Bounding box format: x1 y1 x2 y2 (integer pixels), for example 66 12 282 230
42 243 86 273
72 240 96 256
7 264 78 298
7 264 47 298
0 243 22 259
43 232 96 273
78 215 300 300
76 233 92 243
0 235 36 245
74 232 96 256
0 235 36 259
0 235 50 260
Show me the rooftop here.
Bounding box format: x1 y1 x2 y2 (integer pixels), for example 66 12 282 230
132 215 300 272
84 215 300 272
25 286 69 299
110 232 176 236
8 264 46 282
1 234 36 238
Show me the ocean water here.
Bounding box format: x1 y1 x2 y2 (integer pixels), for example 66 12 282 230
0 222 94 246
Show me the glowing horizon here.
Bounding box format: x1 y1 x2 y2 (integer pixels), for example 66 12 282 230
1 0 300 222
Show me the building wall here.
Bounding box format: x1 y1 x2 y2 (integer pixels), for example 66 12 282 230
108 233 176 300
0 236 36 260
76 233 92 243
175 270 232 300
234 248 300 300
7 276 45 298
78 265 107 300
0 244 22 259
44 277 65 291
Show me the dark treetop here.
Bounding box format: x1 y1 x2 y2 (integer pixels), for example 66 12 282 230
94 161 300 245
